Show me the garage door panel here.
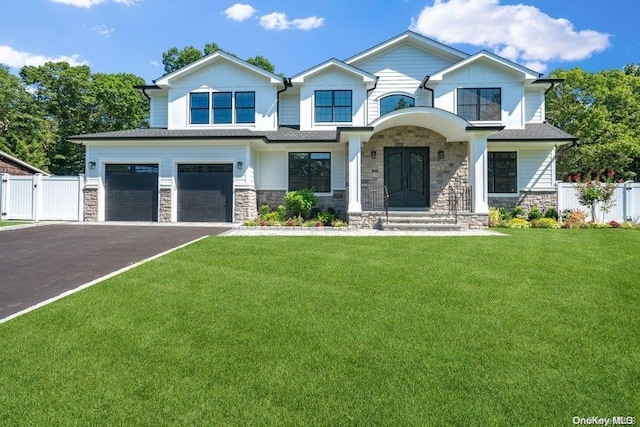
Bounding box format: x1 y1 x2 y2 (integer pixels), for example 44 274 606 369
105 164 158 222
178 164 233 222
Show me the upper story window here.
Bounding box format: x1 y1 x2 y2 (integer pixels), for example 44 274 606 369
457 88 501 121
488 151 517 193
380 95 415 116
189 91 255 125
288 152 331 193
315 90 352 123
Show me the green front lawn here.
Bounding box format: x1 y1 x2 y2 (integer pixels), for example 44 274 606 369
0 221 30 227
1 230 638 425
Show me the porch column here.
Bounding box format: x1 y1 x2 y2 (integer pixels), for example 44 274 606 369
348 135 362 213
469 135 489 213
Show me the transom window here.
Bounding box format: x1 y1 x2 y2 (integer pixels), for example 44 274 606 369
189 91 255 125
488 151 517 193
457 88 501 121
288 152 331 192
380 94 415 116
315 90 352 123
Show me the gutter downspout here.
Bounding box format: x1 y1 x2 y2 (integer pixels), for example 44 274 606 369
276 78 293 128
365 76 379 125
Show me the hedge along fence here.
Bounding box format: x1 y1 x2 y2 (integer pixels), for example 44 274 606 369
0 174 84 221
557 181 640 223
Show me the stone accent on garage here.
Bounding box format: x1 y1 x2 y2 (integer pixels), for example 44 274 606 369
489 190 557 214
83 187 98 221
159 188 172 223
235 188 257 222
362 126 469 211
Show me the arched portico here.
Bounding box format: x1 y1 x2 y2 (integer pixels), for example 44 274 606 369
345 107 493 224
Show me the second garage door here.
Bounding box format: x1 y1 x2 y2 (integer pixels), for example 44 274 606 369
178 164 233 222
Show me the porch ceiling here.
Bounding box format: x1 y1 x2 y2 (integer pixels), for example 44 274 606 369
369 107 471 141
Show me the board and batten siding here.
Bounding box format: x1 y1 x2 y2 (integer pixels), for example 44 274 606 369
150 94 168 128
353 44 455 123
434 63 524 129
488 143 556 193
166 61 278 130
256 148 346 192
524 90 544 123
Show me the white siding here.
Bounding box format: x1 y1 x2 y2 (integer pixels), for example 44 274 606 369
279 92 300 126
525 89 544 123
434 62 524 128
488 143 555 193
355 44 455 123
150 94 168 128
166 60 278 130
299 70 367 130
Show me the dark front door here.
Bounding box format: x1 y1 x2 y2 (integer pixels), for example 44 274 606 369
178 164 233 222
384 147 429 208
105 164 159 221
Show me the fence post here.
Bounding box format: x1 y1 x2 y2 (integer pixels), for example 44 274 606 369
78 174 85 222
623 180 633 222
0 173 8 221
33 174 43 221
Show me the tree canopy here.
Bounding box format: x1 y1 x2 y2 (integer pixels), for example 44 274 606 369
546 65 640 181
161 43 276 75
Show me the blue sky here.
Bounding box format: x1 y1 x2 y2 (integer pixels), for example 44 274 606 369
1 0 638 82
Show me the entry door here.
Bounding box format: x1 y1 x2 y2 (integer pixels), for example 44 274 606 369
384 147 429 208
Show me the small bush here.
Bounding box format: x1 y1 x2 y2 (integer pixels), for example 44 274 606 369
512 206 525 219
261 211 284 225
538 218 560 229
285 189 318 218
243 220 259 226
544 207 559 220
318 210 337 226
621 221 635 229
527 207 542 221
562 209 588 229
488 207 502 227
331 219 348 227
507 218 530 229
259 204 271 217
498 207 512 221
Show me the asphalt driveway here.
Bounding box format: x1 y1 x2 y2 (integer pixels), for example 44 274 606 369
0 223 228 320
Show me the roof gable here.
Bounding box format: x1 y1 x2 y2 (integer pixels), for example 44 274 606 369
0 149 49 175
345 31 468 66
290 59 377 87
154 51 283 88
427 51 542 83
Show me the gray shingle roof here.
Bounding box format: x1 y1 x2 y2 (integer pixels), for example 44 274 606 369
489 122 576 141
68 127 339 142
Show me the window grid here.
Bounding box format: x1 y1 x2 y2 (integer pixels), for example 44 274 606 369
235 92 255 124
315 90 352 123
288 152 331 192
488 151 517 193
190 93 210 124
190 91 255 125
457 88 501 121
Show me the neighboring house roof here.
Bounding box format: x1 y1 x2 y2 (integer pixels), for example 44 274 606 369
425 50 542 84
154 51 283 88
0 149 49 175
489 122 576 142
291 59 377 87
345 30 468 65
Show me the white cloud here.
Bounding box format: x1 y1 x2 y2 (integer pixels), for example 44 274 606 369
92 25 114 36
150 60 160 67
49 0 140 8
224 3 256 21
409 0 610 73
260 12 325 30
0 45 88 69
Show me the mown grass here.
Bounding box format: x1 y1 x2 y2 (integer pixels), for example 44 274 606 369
0 221 30 227
0 229 638 425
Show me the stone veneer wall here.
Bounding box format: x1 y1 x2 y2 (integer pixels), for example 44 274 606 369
83 187 98 221
235 188 257 222
256 190 347 219
362 126 469 210
159 189 172 223
489 190 557 214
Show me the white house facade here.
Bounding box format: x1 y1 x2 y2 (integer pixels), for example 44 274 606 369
70 31 575 228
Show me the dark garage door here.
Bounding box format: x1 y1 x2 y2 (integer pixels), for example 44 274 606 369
178 164 233 222
105 164 159 221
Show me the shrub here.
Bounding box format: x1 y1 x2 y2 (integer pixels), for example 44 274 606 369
538 218 560 229
543 207 559 220
527 207 542 221
608 220 621 228
318 210 337 226
284 189 318 218
507 218 530 229
498 207 512 221
243 220 259 226
562 209 588 229
261 211 284 225
512 206 525 219
621 221 635 229
331 219 348 227
488 207 502 227
259 204 271 217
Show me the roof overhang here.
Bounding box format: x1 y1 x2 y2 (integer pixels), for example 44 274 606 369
290 59 377 88
0 149 49 175
369 107 475 141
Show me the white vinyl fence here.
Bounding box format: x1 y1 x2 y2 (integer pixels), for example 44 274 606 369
557 181 640 223
0 174 84 221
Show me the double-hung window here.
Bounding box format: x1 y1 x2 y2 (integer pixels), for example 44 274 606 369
288 152 331 192
488 151 517 193
457 88 501 121
315 90 352 123
189 91 255 124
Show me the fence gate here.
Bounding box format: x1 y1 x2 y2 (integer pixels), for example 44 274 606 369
0 174 84 221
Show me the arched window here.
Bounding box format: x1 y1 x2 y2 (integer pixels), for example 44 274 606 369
380 94 415 116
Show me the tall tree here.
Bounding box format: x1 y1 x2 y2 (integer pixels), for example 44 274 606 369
246 55 275 73
161 43 276 75
0 65 50 170
546 66 640 180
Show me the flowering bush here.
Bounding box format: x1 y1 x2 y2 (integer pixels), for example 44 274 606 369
608 220 621 228
538 218 560 229
507 218 530 229
562 209 588 229
568 168 617 223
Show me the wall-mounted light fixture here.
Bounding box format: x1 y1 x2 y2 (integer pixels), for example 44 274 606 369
88 161 96 170
371 151 377 159
437 150 445 160
237 161 243 170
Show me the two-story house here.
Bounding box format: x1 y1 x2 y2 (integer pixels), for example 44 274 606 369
70 31 575 228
